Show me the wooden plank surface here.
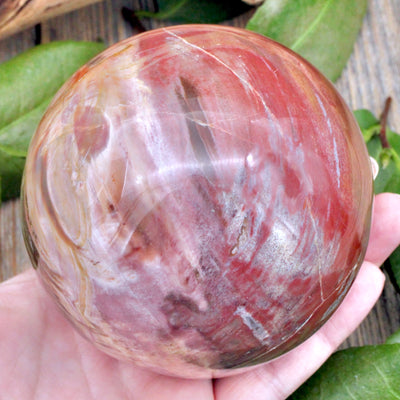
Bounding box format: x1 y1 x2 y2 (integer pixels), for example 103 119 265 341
0 0 399 351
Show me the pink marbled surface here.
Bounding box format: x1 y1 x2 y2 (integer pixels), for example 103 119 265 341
22 25 373 378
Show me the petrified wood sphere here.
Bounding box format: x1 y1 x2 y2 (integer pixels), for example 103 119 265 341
22 25 373 378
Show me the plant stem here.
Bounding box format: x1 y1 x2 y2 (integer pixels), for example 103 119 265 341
379 97 392 149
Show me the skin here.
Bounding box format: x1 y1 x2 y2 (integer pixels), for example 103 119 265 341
1 192 400 400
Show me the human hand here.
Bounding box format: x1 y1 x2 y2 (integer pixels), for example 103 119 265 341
1 193 399 400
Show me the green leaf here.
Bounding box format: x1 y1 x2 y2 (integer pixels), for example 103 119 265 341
387 127 400 152
246 0 368 82
289 344 400 400
387 245 400 296
136 0 253 23
0 150 26 200
364 133 400 195
0 40 105 201
354 109 380 131
354 108 400 195
354 109 380 142
0 99 51 155
386 326 400 345
355 107 400 292
373 147 400 194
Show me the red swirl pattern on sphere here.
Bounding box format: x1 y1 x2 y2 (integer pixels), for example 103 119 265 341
22 25 373 378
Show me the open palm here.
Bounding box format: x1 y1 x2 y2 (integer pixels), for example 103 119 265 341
1 193 400 400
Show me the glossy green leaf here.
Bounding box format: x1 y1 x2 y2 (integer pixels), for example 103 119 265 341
0 40 105 201
136 0 253 23
290 344 400 400
0 99 50 199
246 0 368 82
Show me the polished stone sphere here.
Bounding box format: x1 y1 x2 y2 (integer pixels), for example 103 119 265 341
22 25 373 378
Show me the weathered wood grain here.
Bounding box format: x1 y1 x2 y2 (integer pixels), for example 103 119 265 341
334 0 400 347
0 0 103 40
0 0 399 351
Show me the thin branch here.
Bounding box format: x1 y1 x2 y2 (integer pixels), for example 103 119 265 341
379 97 392 149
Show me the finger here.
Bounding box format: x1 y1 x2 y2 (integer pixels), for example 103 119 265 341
214 261 385 400
365 192 400 266
0 270 214 400
1 271 214 400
